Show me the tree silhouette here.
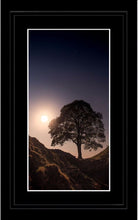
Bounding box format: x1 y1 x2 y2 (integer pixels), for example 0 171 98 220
48 100 105 159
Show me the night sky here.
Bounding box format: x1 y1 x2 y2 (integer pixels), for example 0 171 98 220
29 29 109 158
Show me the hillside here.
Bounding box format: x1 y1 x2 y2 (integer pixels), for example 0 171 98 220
29 136 109 190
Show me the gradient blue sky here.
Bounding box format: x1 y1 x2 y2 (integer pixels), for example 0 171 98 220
29 29 109 158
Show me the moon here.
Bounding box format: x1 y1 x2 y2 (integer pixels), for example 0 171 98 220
41 115 48 123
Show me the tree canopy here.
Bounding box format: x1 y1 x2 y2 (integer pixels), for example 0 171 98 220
48 100 105 159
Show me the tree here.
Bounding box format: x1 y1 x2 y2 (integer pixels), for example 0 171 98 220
48 100 105 159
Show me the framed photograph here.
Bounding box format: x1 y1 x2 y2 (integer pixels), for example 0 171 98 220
1 1 137 219
28 28 110 192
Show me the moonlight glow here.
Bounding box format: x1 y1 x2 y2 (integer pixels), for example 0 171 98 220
41 115 48 123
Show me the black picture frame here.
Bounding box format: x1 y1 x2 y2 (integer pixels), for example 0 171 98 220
1 1 137 219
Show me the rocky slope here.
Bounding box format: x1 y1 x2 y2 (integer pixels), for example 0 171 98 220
29 136 109 190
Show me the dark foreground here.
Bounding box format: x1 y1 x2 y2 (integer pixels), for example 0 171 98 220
29 136 109 190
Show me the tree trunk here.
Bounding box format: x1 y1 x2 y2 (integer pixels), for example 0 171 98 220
77 143 82 159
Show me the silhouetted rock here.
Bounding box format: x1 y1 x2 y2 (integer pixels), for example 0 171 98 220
29 136 109 190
